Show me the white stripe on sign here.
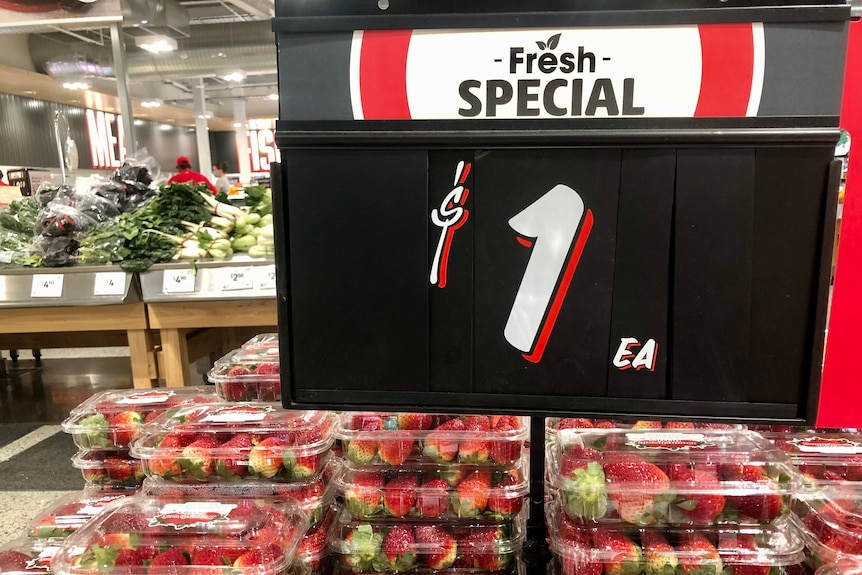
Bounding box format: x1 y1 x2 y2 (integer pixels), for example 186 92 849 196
0 425 62 463
350 30 365 120
747 22 766 117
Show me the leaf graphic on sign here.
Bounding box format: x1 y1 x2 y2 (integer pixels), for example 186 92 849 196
536 41 547 50
548 34 561 49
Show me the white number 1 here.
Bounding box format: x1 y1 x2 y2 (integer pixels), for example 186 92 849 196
504 184 593 363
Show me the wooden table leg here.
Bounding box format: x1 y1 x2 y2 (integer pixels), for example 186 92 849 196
161 328 191 388
127 329 157 389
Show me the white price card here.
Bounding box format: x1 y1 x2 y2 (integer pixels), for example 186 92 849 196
31 274 64 298
0 251 12 264
93 272 127 296
162 269 196 294
256 265 277 290
221 267 254 291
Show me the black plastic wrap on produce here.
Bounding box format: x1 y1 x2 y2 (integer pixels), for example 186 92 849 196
32 234 79 267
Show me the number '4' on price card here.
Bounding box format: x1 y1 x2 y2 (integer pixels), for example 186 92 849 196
93 272 126 296
31 274 64 298
163 269 196 294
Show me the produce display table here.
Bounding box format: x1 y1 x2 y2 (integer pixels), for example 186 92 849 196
140 258 278 387
0 267 157 388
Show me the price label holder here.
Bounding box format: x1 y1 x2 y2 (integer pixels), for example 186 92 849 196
31 274 64 298
220 267 255 291
93 271 127 296
162 269 196 294
0 251 13 264
255 265 277 291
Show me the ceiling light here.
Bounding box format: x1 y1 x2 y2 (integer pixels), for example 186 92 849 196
135 35 177 54
197 113 213 120
223 72 245 83
267 93 279 101
159 124 173 131
134 119 144 126
62 81 89 90
232 122 242 128
140 99 162 108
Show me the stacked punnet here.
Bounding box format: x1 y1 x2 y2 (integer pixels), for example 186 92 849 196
331 413 530 574
544 427 806 575
208 333 282 402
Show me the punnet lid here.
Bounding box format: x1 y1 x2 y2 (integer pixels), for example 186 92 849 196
763 431 862 485
791 483 862 562
50 494 308 575
241 333 280 352
817 559 862 575
68 388 217 417
0 538 63 575
209 348 280 379
335 413 528 467
548 428 801 525
28 491 131 539
545 418 744 437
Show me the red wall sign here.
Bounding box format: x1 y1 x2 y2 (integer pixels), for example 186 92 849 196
86 109 127 169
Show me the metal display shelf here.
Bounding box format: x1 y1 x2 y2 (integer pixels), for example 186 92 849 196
0 265 138 308
139 255 276 303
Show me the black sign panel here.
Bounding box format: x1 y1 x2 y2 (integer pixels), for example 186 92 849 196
278 145 835 422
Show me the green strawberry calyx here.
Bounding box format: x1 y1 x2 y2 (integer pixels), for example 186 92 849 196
345 525 383 572
562 461 608 520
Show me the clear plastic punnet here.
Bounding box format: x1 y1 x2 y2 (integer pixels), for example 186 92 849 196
545 418 744 439
816 559 862 575
62 388 218 450
337 461 528 520
546 497 805 575
28 491 130 539
50 494 308 575
139 454 341 525
335 414 528 467
71 450 145 490
130 403 335 482
762 431 862 486
0 538 64 575
547 428 801 526
291 504 338 575
208 348 281 402
241 333 280 353
790 483 862 566
328 508 525 574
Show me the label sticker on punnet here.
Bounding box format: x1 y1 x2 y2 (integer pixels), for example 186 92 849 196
116 391 175 405
151 502 237 530
25 546 60 571
625 432 714 451
77 495 127 515
790 436 862 454
201 405 275 423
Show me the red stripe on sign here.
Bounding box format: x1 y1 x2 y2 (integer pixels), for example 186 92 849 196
695 24 754 117
359 30 412 120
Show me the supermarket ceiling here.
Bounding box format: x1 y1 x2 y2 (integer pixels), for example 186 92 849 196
0 0 277 128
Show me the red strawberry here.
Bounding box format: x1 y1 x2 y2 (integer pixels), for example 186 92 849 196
726 466 782 521
454 469 492 517
233 549 264 568
592 529 643 575
103 512 149 533
423 418 465 463
144 410 165 423
720 536 769 575
159 430 196 449
489 419 522 464
114 548 143 566
642 531 678 575
378 431 414 466
829 456 862 481
179 435 219 480
414 525 457 570
595 420 617 429
220 380 248 402
602 453 670 525
256 380 280 402
345 472 384 517
440 467 466 488
248 437 286 478
396 413 432 430
104 457 134 483
373 525 417 572
676 533 722 575
109 411 143 446
81 454 109 484
383 473 419 517
459 526 510 571
669 466 726 523
458 416 491 463
191 547 229 566
559 529 601 575
254 363 279 375
631 420 663 430
228 365 251 376
346 417 381 465
664 421 695 429
416 478 450 517
0 551 31 571
558 418 595 430
282 449 319 480
487 473 524 517
148 549 189 574
214 433 251 480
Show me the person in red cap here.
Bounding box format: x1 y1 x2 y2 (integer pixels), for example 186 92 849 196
166 155 217 194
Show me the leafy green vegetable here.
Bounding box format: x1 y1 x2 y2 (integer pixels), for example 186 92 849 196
0 197 40 236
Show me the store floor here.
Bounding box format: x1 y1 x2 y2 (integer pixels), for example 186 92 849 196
0 349 198 543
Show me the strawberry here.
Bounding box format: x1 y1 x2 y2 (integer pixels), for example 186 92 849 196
559 530 601 575
346 417 382 465
352 414 384 430
372 525 417 572
344 524 383 572
726 466 782 521
396 413 432 430
416 478 450 517
489 419 522 464
454 469 492 517
233 549 264 568
282 448 319 480
77 413 111 448
642 531 677 575
179 435 219 480
149 549 189 574
248 437 286 478
109 411 143 446
664 421 695 429
592 528 643 575
676 533 722 575
0 551 31 571
558 418 595 430
829 456 862 481
440 467 466 488
228 365 251 377
560 446 608 521
114 548 144 567
257 380 280 402
414 525 456 570
378 432 414 466
254 363 279 375
595 420 617 429
103 512 149 533
487 473 524 518
669 466 726 524
191 547 230 566
144 409 166 423
383 473 419 517
104 457 135 483
458 416 491 464
602 454 670 525
345 472 384 516
159 429 196 449
81 454 109 484
221 381 249 402
720 536 769 575
423 418 465 463
214 433 252 480
459 526 510 571
631 420 663 430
